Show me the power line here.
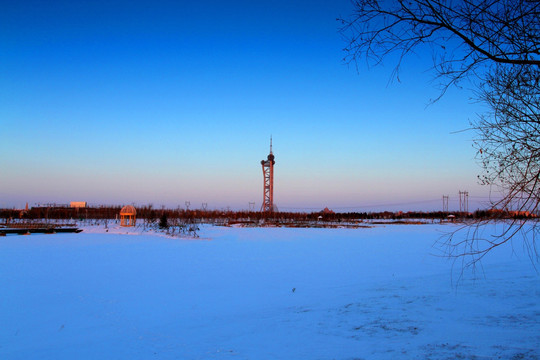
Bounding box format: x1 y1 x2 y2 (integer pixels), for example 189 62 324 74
277 196 499 212
279 199 443 211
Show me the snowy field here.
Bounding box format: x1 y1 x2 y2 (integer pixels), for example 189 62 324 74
1 224 538 359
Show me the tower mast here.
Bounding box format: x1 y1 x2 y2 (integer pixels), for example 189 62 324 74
261 137 275 212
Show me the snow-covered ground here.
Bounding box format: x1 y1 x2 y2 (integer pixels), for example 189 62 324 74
0 224 538 359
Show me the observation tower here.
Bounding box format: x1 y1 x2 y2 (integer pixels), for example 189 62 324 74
260 137 275 212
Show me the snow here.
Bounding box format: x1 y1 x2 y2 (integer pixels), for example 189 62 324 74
0 224 538 359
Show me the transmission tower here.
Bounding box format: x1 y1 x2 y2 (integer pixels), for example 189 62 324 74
249 202 255 211
459 191 469 213
185 201 190 210
442 195 449 213
201 202 207 211
260 136 275 212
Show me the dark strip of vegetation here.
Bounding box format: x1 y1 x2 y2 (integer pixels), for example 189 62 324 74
0 205 536 225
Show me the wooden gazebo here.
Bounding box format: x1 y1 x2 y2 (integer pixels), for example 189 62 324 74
120 205 136 227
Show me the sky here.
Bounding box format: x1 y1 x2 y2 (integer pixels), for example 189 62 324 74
0 0 496 212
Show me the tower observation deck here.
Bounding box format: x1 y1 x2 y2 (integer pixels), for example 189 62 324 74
261 137 275 212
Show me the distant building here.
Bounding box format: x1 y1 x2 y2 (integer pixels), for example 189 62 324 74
509 210 536 218
70 201 87 208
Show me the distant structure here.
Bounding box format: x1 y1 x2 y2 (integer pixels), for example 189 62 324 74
260 137 275 212
70 201 87 208
120 205 137 227
442 195 449 213
322 207 334 214
459 191 469 213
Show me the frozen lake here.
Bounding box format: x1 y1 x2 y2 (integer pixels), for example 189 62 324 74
1 224 538 359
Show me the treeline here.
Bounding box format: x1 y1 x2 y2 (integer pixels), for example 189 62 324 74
0 206 312 223
327 210 537 221
0 205 536 223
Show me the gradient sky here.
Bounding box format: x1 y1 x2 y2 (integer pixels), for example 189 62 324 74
1 0 496 212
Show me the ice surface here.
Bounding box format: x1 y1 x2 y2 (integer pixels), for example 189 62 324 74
0 224 538 359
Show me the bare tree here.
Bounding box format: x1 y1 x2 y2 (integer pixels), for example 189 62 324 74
340 0 540 264
341 0 539 88
476 66 540 212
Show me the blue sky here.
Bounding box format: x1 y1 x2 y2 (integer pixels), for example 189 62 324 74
1 0 494 211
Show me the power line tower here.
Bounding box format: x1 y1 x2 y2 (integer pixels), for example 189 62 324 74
249 202 255 211
201 203 207 211
260 137 275 212
185 201 190 210
459 191 469 213
442 195 449 213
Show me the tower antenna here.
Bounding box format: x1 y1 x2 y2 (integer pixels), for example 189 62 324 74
260 137 275 213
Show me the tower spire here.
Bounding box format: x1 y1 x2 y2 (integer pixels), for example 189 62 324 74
270 135 273 154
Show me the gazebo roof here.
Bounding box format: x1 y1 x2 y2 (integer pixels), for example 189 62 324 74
120 205 136 215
